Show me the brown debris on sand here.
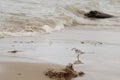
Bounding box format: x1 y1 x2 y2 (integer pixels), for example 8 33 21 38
8 50 21 54
45 64 85 80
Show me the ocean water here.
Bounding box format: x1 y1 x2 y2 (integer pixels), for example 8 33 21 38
0 0 120 37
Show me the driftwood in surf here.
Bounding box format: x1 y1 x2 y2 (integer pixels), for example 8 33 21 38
84 10 114 19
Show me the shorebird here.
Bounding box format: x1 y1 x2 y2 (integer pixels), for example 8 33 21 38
71 48 85 64
71 48 85 55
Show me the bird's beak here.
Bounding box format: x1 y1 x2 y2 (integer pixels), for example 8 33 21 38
71 48 75 50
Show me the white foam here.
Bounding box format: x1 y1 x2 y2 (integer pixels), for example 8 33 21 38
41 25 54 33
41 22 65 33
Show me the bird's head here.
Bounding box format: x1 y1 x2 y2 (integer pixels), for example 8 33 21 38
71 48 76 51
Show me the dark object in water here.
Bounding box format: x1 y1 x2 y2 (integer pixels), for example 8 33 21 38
84 10 113 18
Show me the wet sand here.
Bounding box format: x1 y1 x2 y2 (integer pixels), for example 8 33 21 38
0 27 120 80
0 58 63 80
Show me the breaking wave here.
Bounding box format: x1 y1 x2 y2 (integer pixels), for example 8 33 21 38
0 0 120 37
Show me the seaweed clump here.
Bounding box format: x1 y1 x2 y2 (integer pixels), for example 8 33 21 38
45 64 85 80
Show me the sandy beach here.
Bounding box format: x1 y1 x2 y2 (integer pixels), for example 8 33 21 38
0 0 120 80
0 26 120 80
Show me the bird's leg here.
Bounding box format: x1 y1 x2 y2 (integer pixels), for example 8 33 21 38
73 54 82 64
77 54 80 61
